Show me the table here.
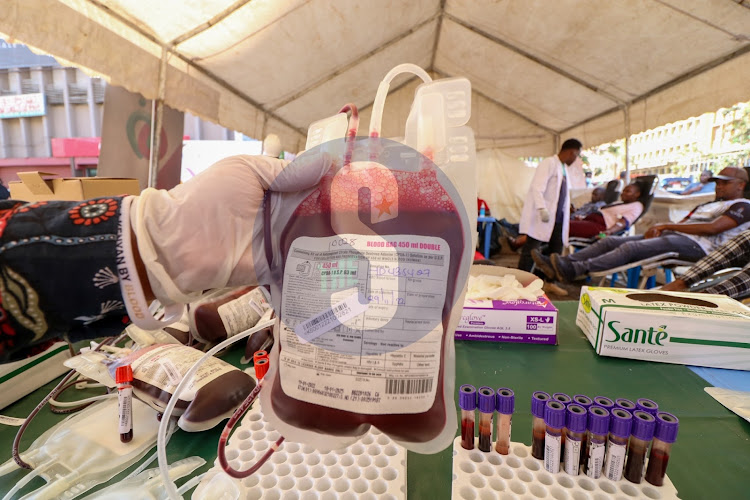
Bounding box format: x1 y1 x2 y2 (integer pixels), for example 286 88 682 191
2 302 749 499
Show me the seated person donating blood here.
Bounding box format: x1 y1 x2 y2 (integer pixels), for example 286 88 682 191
569 183 643 238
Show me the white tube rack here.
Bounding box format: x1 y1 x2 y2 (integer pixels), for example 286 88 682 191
193 403 407 500
451 437 679 500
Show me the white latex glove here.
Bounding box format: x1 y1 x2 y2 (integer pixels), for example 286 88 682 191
539 207 550 223
129 153 332 306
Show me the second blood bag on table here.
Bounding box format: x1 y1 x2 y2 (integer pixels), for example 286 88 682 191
257 67 476 453
188 286 270 344
67 344 256 432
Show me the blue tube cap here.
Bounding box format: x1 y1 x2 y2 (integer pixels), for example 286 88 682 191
566 404 587 433
496 388 514 414
544 401 566 429
459 384 477 411
478 386 496 413
588 405 610 435
531 391 551 418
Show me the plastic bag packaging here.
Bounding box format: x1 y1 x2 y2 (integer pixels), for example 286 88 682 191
65 344 256 432
465 274 545 301
79 456 205 500
0 398 161 500
188 287 270 344
257 65 476 453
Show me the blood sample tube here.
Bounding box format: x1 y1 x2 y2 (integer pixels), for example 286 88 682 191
477 387 495 452
573 394 593 410
459 385 477 450
253 350 269 363
593 396 614 411
254 357 269 380
531 391 551 459
585 405 610 478
543 400 566 473
563 404 587 475
553 393 571 463
116 365 134 443
636 398 659 417
495 388 514 455
573 395 593 470
553 392 572 405
615 398 636 413
645 412 679 486
624 411 656 483
604 408 633 481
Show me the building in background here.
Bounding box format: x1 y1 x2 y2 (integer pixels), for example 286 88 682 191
0 40 252 185
586 102 750 185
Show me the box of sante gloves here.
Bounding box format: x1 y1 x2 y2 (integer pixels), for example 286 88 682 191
455 266 558 345
576 286 750 370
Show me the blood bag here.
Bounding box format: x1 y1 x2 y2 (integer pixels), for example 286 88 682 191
257 65 476 453
187 286 270 344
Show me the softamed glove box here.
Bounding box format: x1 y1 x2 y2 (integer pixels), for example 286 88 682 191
576 286 750 370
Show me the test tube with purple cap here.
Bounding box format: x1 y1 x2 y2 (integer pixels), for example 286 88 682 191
459 384 477 450
477 387 495 452
636 398 659 416
604 408 633 481
624 410 656 483
563 404 587 475
645 412 679 486
544 400 566 473
495 388 514 455
531 391 551 459
585 405 610 478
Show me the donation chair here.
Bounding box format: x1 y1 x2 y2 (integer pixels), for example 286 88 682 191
569 175 658 251
589 168 750 289
603 179 621 204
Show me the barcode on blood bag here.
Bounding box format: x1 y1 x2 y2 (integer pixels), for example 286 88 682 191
385 378 433 394
303 302 351 330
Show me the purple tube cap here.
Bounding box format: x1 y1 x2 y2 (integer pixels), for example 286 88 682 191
615 398 636 412
631 411 656 441
553 392 572 405
459 384 477 411
609 408 633 439
654 412 679 443
478 386 496 413
496 388 515 414
636 398 659 416
566 404 587 433
573 394 593 408
531 391 551 418
594 396 614 409
544 401 566 429
588 405 610 435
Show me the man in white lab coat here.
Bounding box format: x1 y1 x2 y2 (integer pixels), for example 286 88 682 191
518 139 583 274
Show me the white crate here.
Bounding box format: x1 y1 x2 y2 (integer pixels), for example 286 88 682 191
193 403 407 499
451 437 679 500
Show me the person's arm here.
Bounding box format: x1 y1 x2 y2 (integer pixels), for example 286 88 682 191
603 218 628 236
644 215 738 239
680 184 701 196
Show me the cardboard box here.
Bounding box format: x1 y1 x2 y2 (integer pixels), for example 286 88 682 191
9 171 140 201
455 265 558 344
576 286 750 370
0 342 71 409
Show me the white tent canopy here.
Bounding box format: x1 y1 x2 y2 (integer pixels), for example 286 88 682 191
3 0 749 155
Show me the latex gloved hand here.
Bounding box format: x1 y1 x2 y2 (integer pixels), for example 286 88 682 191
129 153 332 308
539 208 550 223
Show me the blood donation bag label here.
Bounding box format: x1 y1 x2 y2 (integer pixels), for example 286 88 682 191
279 234 449 414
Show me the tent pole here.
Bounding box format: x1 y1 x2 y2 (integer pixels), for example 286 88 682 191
623 106 631 181
148 47 168 188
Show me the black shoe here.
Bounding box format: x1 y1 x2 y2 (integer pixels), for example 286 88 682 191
551 254 576 282
531 249 556 280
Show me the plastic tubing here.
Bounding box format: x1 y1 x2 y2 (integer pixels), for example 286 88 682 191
368 64 432 138
337 103 359 167
157 319 275 500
